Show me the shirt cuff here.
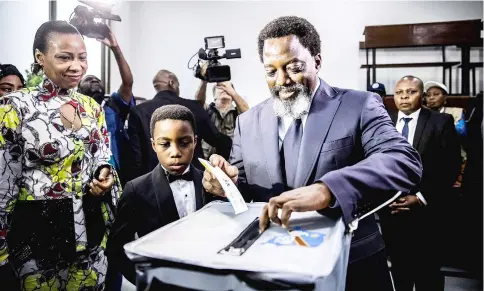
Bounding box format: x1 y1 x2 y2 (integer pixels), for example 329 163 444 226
415 192 427 206
112 92 135 107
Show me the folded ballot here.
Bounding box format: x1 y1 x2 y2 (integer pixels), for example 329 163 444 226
198 158 248 214
125 202 351 291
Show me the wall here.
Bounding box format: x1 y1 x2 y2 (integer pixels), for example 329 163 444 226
105 1 481 105
0 0 102 81
0 1 49 78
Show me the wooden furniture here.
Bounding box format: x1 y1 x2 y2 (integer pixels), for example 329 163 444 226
360 20 483 95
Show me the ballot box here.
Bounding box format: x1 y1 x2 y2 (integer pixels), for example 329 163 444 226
125 202 352 291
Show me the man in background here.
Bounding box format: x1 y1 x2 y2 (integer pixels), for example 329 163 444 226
127 69 232 181
194 73 249 159
381 75 461 291
78 26 134 186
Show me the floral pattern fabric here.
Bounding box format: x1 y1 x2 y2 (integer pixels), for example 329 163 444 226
0 77 121 290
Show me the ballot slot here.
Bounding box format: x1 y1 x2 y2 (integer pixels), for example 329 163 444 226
218 217 262 256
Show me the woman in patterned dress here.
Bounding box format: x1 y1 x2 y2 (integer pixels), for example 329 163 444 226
0 21 121 291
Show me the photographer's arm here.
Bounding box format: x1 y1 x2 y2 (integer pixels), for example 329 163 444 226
231 92 249 113
216 82 249 113
99 27 133 104
112 45 133 103
194 80 208 109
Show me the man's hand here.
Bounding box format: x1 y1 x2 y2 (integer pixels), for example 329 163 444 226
202 154 238 197
259 182 333 232
97 26 118 49
89 167 114 196
200 62 209 79
389 195 421 214
216 81 237 97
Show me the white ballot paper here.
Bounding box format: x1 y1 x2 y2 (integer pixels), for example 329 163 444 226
198 158 248 214
125 202 351 291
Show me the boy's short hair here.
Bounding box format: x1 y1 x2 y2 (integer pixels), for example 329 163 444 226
150 105 196 137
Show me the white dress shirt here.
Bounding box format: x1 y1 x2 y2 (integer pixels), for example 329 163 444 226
278 78 321 149
162 166 196 218
395 108 427 206
396 108 421 147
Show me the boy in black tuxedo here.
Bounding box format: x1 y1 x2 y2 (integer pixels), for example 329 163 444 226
107 104 206 285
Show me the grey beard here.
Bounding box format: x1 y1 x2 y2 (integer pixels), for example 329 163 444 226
272 91 311 119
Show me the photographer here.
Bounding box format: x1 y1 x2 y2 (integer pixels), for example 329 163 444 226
78 25 134 186
194 64 249 159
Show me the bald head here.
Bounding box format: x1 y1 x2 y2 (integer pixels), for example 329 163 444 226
153 69 180 95
394 75 424 115
397 75 424 93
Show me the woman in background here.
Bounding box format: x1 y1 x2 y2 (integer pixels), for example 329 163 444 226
0 20 121 290
425 81 467 136
0 64 25 96
424 81 466 188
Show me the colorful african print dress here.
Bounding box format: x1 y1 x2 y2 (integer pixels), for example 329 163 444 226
0 77 121 290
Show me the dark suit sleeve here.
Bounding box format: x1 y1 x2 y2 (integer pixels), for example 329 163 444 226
320 94 423 224
230 116 253 202
440 114 462 188
198 108 233 160
127 108 144 181
419 114 461 204
107 181 138 284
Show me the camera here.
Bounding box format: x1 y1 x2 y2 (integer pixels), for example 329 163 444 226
193 36 241 83
69 0 121 39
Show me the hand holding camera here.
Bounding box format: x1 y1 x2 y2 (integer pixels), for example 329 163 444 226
192 36 241 83
96 26 118 49
69 0 121 40
216 81 237 97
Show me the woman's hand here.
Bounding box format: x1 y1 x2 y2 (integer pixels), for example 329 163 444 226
89 167 114 196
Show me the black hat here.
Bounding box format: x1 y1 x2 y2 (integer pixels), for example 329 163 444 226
368 82 386 95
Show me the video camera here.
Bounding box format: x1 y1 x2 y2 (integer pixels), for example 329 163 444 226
193 36 241 83
69 0 121 39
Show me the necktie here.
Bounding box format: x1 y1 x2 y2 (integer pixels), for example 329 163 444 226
282 118 303 188
167 170 193 183
401 117 413 140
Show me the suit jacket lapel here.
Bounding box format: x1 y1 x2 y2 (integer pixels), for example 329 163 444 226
295 79 341 187
259 99 284 193
151 165 180 225
191 166 204 210
413 107 431 154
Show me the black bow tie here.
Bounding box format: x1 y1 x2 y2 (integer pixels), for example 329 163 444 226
167 171 193 183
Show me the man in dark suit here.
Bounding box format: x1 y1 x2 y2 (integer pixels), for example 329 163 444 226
380 75 461 291
202 16 422 291
107 105 207 285
127 70 232 181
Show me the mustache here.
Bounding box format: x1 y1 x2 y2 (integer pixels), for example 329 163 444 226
270 84 308 97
